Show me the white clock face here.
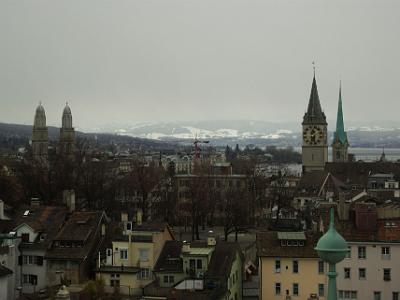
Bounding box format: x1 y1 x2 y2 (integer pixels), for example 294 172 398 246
303 125 325 145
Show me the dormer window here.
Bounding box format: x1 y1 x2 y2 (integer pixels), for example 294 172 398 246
277 232 306 247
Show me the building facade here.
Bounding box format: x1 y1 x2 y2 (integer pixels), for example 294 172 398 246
258 231 327 300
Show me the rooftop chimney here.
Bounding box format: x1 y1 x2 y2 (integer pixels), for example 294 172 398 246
0 199 4 220
121 212 128 223
31 198 41 207
63 190 75 212
136 209 143 226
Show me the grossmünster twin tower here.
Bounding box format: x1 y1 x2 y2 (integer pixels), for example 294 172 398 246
302 72 349 172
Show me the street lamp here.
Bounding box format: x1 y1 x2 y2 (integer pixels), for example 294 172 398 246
315 208 348 300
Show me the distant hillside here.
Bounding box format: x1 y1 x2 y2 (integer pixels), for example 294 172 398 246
84 120 400 148
0 122 176 152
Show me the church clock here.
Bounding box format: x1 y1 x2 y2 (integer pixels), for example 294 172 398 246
301 72 328 172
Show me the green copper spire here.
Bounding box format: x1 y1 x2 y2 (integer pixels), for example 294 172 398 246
334 82 348 144
315 208 349 300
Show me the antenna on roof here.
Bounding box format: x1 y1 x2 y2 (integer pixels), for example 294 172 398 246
312 61 316 77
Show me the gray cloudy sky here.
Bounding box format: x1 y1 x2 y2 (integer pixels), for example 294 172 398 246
0 0 399 129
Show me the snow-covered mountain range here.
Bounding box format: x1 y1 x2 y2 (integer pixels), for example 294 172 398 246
84 120 400 148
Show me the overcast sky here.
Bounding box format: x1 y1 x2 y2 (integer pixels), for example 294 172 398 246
0 0 399 129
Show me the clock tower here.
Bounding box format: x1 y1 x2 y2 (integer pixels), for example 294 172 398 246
302 72 328 172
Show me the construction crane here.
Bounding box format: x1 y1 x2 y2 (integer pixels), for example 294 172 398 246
193 136 209 160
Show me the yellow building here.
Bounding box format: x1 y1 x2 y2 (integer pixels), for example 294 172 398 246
96 222 174 295
258 231 327 300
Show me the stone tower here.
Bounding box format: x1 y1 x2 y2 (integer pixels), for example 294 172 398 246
59 102 75 157
32 103 49 161
302 72 328 172
332 83 349 162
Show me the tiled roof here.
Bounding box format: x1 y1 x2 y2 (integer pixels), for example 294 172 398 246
153 240 183 273
206 242 242 279
45 211 105 260
14 206 68 249
325 162 400 187
257 231 321 258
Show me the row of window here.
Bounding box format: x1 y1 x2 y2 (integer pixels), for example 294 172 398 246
118 248 149 261
274 283 324 297
22 274 38 285
343 267 391 281
109 268 152 286
274 260 324 274
19 255 44 266
179 179 244 189
337 290 399 300
347 246 391 260
370 291 399 300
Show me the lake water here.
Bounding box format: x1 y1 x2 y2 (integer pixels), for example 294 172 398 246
293 147 400 162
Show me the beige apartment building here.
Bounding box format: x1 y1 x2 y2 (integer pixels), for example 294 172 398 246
258 231 327 300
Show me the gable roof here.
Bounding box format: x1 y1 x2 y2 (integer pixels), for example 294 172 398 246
153 240 183 273
206 242 242 279
45 211 105 261
257 231 321 258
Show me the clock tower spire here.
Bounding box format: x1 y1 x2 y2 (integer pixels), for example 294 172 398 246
302 67 328 172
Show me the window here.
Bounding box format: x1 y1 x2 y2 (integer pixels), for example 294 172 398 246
359 268 366 280
338 290 357 300
345 246 351 258
275 260 281 273
21 233 29 243
374 291 381 300
318 284 324 297
318 260 324 274
384 268 391 281
393 292 399 300
139 249 149 262
344 268 351 279
197 259 203 269
293 283 299 296
382 247 391 259
275 283 281 295
22 274 37 285
189 259 196 269
358 246 366 259
110 273 120 287
293 260 299 273
163 275 174 284
126 222 132 231
120 249 128 260
138 268 151 279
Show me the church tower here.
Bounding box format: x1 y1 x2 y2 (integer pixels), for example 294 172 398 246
59 102 75 157
302 71 328 172
32 103 49 161
332 82 349 162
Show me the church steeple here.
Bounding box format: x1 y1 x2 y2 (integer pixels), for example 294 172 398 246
303 73 327 125
334 82 348 145
59 102 75 157
32 102 49 162
332 82 349 162
301 67 328 172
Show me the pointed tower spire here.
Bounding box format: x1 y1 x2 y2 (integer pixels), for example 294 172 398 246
302 65 327 125
334 82 348 144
